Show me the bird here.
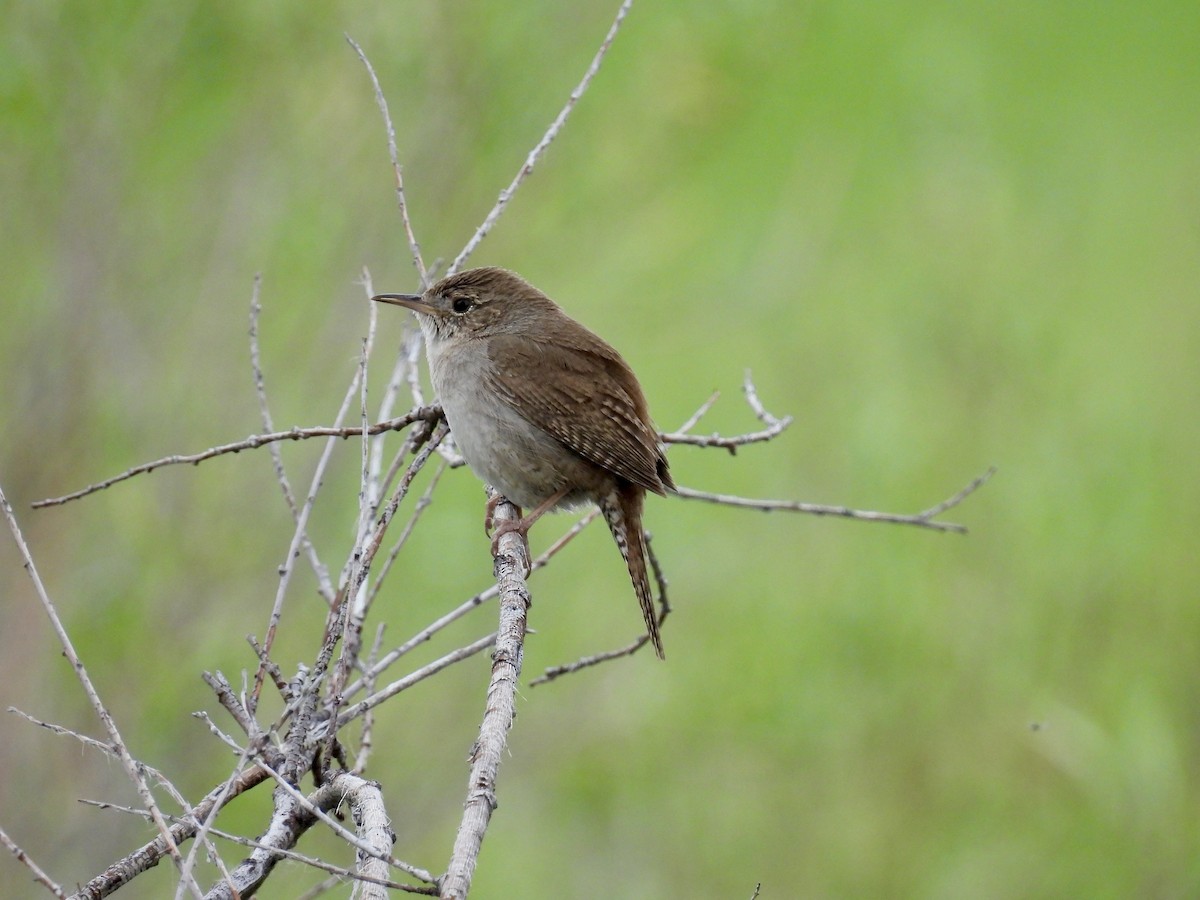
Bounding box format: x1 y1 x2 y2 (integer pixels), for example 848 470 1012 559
373 267 673 658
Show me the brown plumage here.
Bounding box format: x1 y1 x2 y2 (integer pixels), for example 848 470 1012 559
374 267 672 657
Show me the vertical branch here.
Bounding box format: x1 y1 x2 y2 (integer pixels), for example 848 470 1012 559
440 500 532 900
249 275 336 604
250 356 366 714
324 418 450 757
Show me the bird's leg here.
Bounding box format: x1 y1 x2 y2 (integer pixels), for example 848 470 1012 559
483 492 511 536
489 486 571 559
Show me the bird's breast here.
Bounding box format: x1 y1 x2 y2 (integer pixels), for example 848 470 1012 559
427 336 603 510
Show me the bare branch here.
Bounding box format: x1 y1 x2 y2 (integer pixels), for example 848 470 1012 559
441 499 534 899
327 419 451 716
662 420 791 452
31 408 444 509
346 507 597 698
0 825 65 898
741 369 785 427
367 459 447 605
532 635 652 685
672 468 996 534
530 528 671 685
1 483 199 895
246 636 289 699
673 389 721 434
201 671 261 740
80 802 437 896
191 712 247 755
9 708 130 760
916 466 997 520
335 773 394 900
249 275 336 603
353 623 387 775
175 749 253 900
345 34 428 285
662 371 793 451
448 0 636 275
69 765 271 899
336 633 498 729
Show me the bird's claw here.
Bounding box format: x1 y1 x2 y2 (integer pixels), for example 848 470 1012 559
490 518 532 576
483 494 503 536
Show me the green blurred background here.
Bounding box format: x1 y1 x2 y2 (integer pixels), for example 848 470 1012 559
3 1 1198 896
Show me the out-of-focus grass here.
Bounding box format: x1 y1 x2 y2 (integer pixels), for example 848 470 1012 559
2 2 1197 896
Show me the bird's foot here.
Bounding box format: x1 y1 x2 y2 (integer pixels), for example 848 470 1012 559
490 517 533 576
483 493 509 536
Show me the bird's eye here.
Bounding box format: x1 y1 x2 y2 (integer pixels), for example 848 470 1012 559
451 297 474 314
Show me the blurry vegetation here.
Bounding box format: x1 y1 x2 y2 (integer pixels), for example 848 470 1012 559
2 1 1198 897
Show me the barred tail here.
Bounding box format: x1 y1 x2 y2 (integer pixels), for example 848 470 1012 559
601 486 665 660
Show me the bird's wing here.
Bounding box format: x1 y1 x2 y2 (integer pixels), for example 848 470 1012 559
484 332 670 495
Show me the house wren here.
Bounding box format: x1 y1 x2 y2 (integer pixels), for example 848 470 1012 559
373 267 673 658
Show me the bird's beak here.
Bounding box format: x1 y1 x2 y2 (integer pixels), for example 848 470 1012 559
372 293 440 316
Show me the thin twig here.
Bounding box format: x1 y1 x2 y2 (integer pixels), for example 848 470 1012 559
531 529 670 685
0 825 66 898
345 507 597 698
326 419 450 727
741 369 784 427
662 421 791 452
661 372 792 451
336 633 498 729
249 275 336 603
342 320 383 688
531 635 652 685
447 0 636 275
345 35 428 286
354 623 387 774
366 459 446 606
0 483 200 897
673 389 721 434
201 671 261 739
246 636 290 700
31 408 443 509
174 749 253 900
83 801 438 896
916 466 997 520
191 711 247 755
671 468 995 534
